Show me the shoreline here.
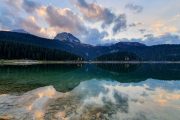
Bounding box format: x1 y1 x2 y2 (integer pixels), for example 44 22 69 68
1 60 180 65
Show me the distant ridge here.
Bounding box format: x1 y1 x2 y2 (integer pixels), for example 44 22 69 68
114 42 146 46
11 29 29 34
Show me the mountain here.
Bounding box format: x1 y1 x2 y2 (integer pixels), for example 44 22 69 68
0 31 82 61
114 42 145 47
1 31 180 61
54 32 80 43
11 29 29 34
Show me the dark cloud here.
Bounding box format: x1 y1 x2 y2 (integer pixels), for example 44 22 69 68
139 29 146 34
22 0 40 13
144 34 154 38
113 14 127 34
129 22 142 27
75 0 127 34
75 0 115 26
76 0 88 7
125 3 143 13
83 28 108 45
101 8 116 28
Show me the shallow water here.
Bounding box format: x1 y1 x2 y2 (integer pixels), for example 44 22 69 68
0 64 180 120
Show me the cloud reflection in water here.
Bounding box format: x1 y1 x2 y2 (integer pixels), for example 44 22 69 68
0 79 179 120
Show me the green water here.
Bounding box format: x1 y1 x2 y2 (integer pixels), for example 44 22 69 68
0 64 180 120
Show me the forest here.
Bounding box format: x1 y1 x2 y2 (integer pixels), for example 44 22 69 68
0 40 82 61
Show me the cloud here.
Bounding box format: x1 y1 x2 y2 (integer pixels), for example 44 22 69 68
101 8 116 28
143 33 180 45
82 29 108 45
144 34 154 38
39 5 108 41
45 6 87 35
0 0 129 45
1 0 110 44
2 0 87 37
5 0 22 11
36 6 47 17
113 14 127 34
22 0 40 13
122 33 180 46
139 29 146 34
1 0 40 29
5 0 39 13
0 4 22 30
1 0 44 37
125 3 143 13
3 0 179 46
169 14 180 22
129 22 142 27
151 21 178 35
1 0 180 46
75 0 115 25
20 16 41 35
75 0 127 34
0 10 15 29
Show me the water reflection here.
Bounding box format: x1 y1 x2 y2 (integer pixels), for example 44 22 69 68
0 63 180 120
0 80 179 120
97 63 139 73
0 64 81 94
1 63 180 94
96 63 180 80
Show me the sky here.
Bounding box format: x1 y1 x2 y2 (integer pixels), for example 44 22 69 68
0 0 180 45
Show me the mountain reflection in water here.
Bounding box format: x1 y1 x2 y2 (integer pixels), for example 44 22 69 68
0 63 180 93
0 63 180 120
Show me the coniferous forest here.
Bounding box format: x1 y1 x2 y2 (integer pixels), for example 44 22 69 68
0 40 81 61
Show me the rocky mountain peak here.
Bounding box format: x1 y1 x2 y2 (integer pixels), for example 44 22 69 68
54 32 80 43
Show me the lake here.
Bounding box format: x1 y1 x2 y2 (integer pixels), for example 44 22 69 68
0 63 180 120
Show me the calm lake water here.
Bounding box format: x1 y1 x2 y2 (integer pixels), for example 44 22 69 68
0 63 180 120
